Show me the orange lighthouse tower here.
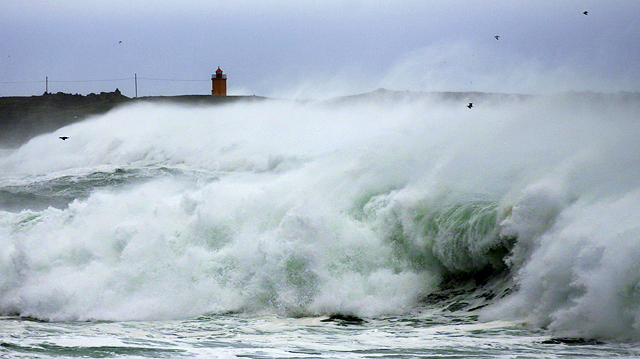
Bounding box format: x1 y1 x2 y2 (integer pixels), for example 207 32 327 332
211 67 227 96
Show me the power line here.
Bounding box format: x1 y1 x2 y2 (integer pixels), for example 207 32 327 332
0 80 46 84
50 77 134 83
137 77 209 82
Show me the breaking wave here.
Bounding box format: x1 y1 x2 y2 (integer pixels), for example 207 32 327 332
1 92 640 340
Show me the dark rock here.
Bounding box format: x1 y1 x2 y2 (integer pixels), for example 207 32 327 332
540 337 604 345
321 314 366 325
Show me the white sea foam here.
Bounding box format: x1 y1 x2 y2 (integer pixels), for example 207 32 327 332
1 93 640 339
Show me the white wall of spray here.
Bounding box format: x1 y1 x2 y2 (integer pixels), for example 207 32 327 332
1 93 640 339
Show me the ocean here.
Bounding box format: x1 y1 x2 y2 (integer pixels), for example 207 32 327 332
1 92 640 358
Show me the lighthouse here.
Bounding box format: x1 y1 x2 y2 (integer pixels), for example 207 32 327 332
211 67 227 96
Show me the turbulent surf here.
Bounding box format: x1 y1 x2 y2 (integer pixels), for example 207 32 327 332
1 91 640 357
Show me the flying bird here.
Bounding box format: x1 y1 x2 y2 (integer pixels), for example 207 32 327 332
495 35 500 40
59 136 69 140
467 103 473 109
583 11 588 15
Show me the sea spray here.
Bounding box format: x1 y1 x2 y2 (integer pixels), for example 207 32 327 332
1 92 640 340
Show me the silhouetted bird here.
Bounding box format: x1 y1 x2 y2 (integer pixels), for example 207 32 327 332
495 35 500 40
59 136 69 140
583 11 588 15
467 103 473 109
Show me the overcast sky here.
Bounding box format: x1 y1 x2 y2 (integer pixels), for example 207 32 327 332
2 1 639 99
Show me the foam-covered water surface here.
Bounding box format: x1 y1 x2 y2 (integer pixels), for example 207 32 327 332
2 313 640 358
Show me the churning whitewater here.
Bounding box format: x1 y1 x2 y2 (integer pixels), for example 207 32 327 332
2 92 640 355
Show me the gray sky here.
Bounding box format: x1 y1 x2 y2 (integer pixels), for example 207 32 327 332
2 1 639 99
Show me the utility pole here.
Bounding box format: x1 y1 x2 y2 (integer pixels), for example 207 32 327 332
45 76 48 94
135 73 138 98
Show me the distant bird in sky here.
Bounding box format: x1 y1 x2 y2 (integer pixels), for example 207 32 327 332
119 41 122 43
495 35 500 40
467 103 473 109
59 136 69 140
583 11 588 15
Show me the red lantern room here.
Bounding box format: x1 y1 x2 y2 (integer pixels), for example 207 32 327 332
212 67 227 96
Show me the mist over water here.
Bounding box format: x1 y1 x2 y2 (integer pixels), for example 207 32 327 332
2 93 640 340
